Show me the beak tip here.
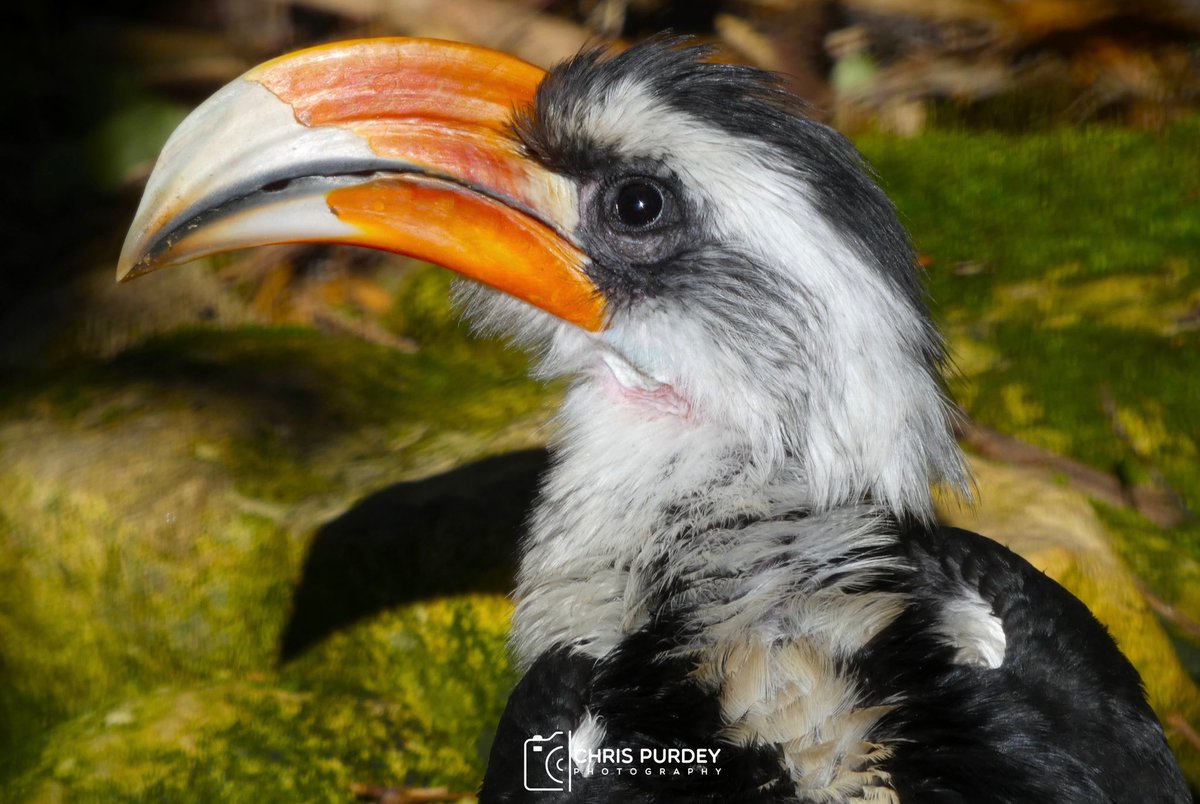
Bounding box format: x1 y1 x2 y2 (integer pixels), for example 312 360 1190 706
117 221 149 282
116 252 152 283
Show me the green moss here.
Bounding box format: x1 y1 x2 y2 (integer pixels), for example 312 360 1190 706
0 316 548 792
1098 505 1200 637
861 120 1200 314
950 324 1200 501
282 595 517 787
0 470 291 767
3 596 512 802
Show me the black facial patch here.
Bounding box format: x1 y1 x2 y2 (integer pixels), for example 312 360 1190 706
566 164 697 305
514 34 930 320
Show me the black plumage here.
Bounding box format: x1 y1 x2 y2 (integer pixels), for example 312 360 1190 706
483 523 1186 802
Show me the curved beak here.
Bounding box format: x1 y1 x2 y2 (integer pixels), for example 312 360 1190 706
118 38 605 331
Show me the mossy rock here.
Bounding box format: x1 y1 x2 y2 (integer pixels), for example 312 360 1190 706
0 321 550 798
4 595 513 802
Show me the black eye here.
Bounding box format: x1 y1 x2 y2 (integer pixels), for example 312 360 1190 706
614 180 664 228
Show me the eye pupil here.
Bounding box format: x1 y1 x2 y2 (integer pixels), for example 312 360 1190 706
615 181 664 228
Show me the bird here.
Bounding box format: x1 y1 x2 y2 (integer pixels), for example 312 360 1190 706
118 34 1188 804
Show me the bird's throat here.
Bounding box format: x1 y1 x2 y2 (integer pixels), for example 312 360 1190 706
597 347 690 418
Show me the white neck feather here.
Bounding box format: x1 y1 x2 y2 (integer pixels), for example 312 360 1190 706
509 378 901 667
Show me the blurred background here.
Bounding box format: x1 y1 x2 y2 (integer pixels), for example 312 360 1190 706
3 0 1199 800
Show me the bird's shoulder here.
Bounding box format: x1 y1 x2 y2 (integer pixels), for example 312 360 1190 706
864 522 1190 804
899 523 1143 690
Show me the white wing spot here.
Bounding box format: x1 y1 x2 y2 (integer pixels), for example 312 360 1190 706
938 587 1006 669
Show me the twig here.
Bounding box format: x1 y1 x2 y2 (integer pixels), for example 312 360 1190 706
715 14 784 71
304 304 419 353
1165 713 1200 755
954 415 1186 528
285 0 606 68
1135 580 1200 640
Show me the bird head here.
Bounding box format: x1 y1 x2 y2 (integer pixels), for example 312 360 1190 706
120 36 966 520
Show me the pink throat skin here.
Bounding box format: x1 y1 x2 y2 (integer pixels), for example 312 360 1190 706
599 361 692 418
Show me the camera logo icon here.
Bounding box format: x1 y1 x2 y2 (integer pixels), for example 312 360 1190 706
523 731 573 792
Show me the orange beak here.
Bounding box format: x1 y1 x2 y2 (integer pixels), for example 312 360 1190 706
118 38 605 331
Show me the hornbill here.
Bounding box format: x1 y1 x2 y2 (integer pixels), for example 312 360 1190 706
119 36 1188 803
